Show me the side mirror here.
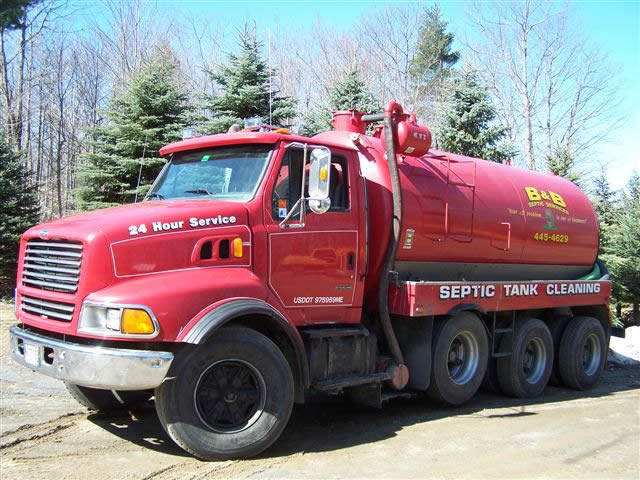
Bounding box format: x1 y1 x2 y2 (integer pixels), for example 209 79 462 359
308 148 331 214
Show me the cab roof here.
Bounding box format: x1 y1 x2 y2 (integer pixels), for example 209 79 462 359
158 130 360 156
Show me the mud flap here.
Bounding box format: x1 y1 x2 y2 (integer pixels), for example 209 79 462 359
392 316 434 390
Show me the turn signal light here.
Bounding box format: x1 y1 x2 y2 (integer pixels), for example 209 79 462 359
319 166 328 181
232 237 243 258
121 309 155 335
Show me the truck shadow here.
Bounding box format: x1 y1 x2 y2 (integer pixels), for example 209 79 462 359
87 407 190 458
269 364 640 457
86 364 639 459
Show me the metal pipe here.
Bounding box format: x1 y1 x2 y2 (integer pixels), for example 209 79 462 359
361 113 384 123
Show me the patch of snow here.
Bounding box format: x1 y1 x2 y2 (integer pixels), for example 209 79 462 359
608 326 640 366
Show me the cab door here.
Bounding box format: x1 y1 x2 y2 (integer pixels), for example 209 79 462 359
264 144 364 325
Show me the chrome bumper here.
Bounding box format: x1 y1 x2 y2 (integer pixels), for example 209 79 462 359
9 325 174 391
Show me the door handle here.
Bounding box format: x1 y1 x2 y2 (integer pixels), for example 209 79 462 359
347 252 355 270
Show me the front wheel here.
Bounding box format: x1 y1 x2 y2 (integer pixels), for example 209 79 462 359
155 327 294 460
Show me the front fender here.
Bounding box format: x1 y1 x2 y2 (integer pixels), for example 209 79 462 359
84 267 268 341
179 298 309 402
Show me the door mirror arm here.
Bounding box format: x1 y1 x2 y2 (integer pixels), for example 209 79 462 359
279 143 332 229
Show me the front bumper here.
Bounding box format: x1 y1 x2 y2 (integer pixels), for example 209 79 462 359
9 325 174 390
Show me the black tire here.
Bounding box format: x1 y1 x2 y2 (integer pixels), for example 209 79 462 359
481 356 501 394
497 318 553 398
154 326 294 460
547 316 572 386
426 312 489 405
65 383 152 412
558 316 607 390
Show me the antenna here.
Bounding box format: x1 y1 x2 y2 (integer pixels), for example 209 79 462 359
268 28 272 126
134 135 148 203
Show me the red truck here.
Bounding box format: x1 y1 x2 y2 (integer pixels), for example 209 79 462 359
10 101 619 460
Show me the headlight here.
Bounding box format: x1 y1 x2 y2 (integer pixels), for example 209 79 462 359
78 302 158 338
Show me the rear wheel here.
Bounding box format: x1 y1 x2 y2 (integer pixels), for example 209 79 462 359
155 326 294 460
65 383 152 412
427 312 489 405
547 316 571 386
497 318 553 398
558 316 607 390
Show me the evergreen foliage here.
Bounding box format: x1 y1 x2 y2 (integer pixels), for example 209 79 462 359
436 72 514 162
591 167 617 255
601 173 640 325
299 68 379 137
76 56 190 209
545 145 582 186
0 0 39 30
203 26 296 133
0 133 39 297
410 4 460 89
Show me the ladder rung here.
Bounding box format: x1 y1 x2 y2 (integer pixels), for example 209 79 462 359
492 352 512 358
494 328 513 334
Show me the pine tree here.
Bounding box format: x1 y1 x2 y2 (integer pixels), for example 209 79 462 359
410 4 460 89
0 133 39 297
299 68 379 137
591 167 617 255
0 0 39 30
545 145 582 186
436 72 514 163
203 25 296 133
76 55 190 209
602 173 640 325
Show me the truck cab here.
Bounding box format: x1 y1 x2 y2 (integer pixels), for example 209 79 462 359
10 128 378 460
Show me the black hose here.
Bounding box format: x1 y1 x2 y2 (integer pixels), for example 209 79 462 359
361 113 385 122
377 114 405 366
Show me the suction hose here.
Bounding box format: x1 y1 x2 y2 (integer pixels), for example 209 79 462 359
377 101 405 367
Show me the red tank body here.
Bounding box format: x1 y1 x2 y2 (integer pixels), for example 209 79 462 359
394 150 598 275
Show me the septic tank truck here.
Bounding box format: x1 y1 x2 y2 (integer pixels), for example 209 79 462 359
9 101 620 460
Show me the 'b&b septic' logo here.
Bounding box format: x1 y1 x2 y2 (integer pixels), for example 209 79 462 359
524 186 569 215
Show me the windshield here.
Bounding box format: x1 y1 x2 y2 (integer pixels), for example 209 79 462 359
147 145 273 201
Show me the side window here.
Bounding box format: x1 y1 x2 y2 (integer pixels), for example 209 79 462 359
272 160 291 220
328 156 349 212
271 151 350 221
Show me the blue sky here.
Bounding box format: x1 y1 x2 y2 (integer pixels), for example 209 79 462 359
90 0 640 188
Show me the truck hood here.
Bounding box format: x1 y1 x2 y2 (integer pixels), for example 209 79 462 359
24 200 251 279
27 200 249 245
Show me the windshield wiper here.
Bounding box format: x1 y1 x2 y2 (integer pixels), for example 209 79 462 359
147 192 165 200
184 189 212 195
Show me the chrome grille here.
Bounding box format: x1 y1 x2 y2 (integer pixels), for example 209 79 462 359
22 240 82 293
20 295 75 322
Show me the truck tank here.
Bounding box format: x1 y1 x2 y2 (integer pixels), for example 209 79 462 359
319 111 600 300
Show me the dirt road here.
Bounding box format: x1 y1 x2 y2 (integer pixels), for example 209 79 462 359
1 305 639 479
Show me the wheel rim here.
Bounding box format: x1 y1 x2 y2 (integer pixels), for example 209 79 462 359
447 331 480 385
522 337 546 384
583 333 601 377
194 359 266 434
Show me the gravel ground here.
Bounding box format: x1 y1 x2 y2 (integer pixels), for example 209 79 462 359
1 303 639 479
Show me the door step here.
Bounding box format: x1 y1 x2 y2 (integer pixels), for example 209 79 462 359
312 372 392 392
